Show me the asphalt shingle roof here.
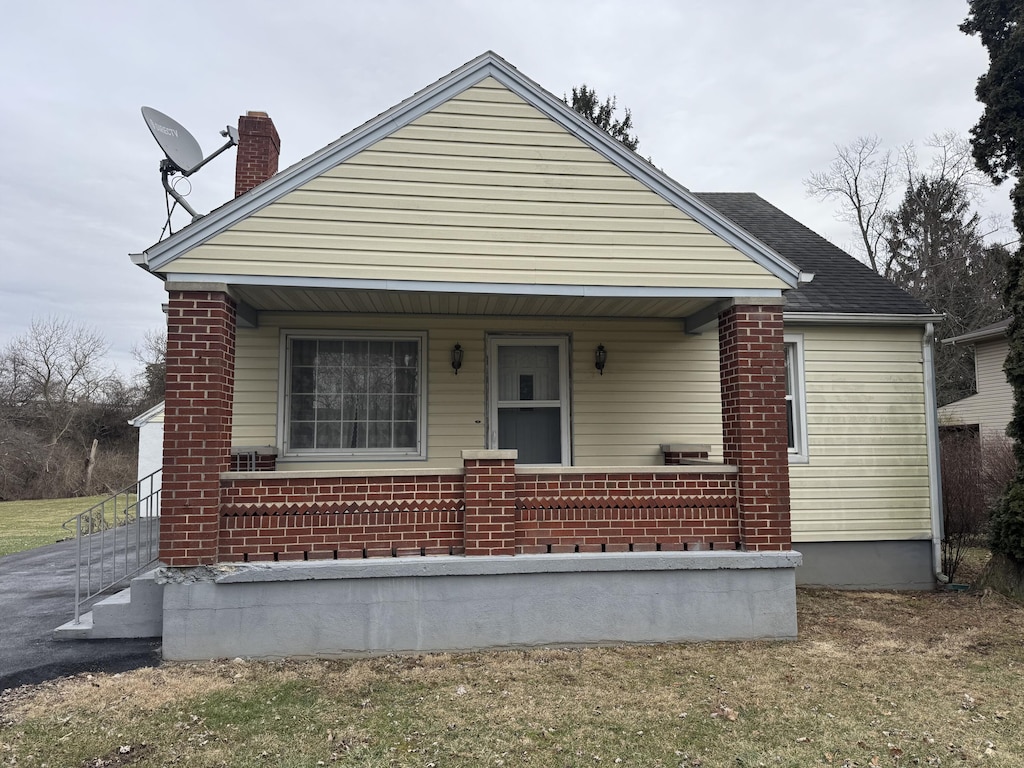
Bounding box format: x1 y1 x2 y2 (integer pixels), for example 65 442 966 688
694 192 934 316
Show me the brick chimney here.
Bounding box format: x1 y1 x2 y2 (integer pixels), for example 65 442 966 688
234 111 280 197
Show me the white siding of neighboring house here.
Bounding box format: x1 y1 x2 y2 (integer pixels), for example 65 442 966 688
232 313 724 471
788 325 933 542
938 337 1012 446
130 404 164 517
169 78 787 293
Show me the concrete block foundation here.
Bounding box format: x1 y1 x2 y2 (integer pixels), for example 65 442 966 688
159 551 801 660
794 540 934 590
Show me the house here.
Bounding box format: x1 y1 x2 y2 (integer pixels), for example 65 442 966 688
938 318 1012 448
128 401 164 517
129 52 942 660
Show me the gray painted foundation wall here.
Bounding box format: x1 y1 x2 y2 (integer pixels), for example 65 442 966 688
794 540 935 590
160 551 801 660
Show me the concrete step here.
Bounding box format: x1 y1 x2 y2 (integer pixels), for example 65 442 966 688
53 610 94 640
54 570 163 640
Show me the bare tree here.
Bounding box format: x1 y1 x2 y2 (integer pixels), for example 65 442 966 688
132 328 166 408
1 317 112 448
805 135 899 275
806 133 998 277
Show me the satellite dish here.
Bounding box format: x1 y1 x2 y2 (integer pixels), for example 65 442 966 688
140 106 239 232
142 107 204 174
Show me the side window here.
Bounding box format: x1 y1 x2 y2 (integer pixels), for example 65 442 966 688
784 334 808 463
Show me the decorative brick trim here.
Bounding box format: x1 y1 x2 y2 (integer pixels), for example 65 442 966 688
515 495 740 553
517 495 733 510
223 499 465 516
213 467 744 561
218 505 464 562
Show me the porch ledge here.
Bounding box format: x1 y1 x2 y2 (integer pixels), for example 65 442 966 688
516 464 738 475
462 449 518 461
221 463 738 481
176 550 802 585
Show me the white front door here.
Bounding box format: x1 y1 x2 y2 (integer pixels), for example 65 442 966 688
488 337 570 465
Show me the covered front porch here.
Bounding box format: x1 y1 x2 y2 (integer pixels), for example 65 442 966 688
150 286 800 658
159 286 795 567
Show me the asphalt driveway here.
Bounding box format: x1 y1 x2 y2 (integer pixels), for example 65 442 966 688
0 537 161 692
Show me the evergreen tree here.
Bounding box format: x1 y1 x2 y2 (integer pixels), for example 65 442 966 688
885 176 1008 404
961 1 1024 572
565 85 640 152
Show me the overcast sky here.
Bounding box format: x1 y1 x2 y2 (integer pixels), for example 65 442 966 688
0 1 1011 376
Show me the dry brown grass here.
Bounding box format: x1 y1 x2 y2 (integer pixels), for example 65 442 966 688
2 588 1023 767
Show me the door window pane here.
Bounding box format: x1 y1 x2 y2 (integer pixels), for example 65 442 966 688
498 346 559 401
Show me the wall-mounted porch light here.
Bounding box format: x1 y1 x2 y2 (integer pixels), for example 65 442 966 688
594 344 607 375
451 343 464 374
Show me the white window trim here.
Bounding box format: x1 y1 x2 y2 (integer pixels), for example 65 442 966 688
277 329 428 461
785 333 809 464
486 335 572 466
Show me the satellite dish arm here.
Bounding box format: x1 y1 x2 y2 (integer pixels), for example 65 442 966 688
178 126 239 177
161 161 202 221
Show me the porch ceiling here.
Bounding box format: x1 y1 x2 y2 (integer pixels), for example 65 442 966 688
230 284 718 319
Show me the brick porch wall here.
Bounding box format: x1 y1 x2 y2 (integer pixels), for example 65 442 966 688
160 290 236 566
718 304 792 551
220 473 465 561
215 464 741 561
515 470 738 553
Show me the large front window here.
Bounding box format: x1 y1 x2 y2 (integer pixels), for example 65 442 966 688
282 332 425 458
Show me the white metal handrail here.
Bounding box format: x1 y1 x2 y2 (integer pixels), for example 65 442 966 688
62 470 161 624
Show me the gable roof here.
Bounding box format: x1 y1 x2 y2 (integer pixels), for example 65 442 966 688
694 193 937 318
128 400 164 427
136 52 801 290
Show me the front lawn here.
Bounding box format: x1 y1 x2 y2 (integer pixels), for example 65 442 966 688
0 496 106 557
2 588 1022 767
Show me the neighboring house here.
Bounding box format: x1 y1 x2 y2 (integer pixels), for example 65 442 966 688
129 52 942 660
127 401 163 517
128 401 164 482
938 319 1013 448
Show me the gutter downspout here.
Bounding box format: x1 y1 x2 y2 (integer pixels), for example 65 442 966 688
923 322 944 580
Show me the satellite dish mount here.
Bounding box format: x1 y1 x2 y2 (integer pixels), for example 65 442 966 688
141 106 238 230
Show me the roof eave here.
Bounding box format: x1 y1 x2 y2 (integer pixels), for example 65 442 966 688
784 311 945 326
941 320 1011 346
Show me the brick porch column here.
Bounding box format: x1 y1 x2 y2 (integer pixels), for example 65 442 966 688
718 303 792 551
160 290 236 566
462 450 517 556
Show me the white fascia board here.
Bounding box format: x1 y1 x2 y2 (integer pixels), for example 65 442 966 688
165 272 785 299
784 311 945 326
128 400 165 427
941 318 1011 346
140 51 802 288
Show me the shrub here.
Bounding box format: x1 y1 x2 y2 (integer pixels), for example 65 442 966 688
939 430 1016 583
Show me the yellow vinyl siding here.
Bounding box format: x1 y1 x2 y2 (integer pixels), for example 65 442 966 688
172 78 785 291
789 325 933 542
232 314 722 471
938 338 1012 444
